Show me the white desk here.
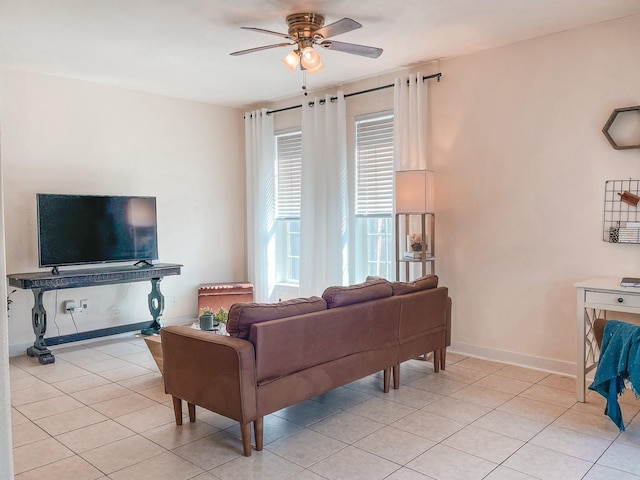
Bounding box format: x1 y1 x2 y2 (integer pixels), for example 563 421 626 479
575 277 640 401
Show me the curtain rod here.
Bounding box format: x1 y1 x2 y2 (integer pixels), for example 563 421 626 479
264 72 442 116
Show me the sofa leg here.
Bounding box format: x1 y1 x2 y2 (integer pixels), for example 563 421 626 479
383 368 391 393
433 350 440 373
440 348 447 370
240 422 252 457
188 402 196 422
393 364 400 389
172 396 183 425
254 417 264 451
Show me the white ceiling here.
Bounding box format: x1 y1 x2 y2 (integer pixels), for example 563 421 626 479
1 0 639 109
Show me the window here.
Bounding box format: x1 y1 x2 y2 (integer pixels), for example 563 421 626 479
275 130 302 286
354 112 394 280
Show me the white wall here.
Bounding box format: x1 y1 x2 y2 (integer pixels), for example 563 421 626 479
260 14 640 374
432 14 640 373
1 70 246 355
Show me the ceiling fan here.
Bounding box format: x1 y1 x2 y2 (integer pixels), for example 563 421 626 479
230 13 383 74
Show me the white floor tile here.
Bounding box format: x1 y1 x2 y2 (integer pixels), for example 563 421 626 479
266 428 347 467
354 425 435 464
443 425 524 464
421 396 492 424
392 410 466 442
502 443 592 480
471 409 547 441
210 449 302 480
597 442 640 476
529 425 612 462
308 411 385 444
406 443 497 480
583 464 640 479
310 445 400 480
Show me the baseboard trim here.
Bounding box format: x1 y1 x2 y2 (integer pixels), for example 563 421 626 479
450 341 576 377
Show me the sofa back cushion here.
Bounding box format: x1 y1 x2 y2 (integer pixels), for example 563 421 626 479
227 297 327 339
392 275 438 296
250 295 400 384
322 278 392 308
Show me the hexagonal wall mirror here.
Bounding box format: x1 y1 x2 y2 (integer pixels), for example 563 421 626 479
602 106 640 150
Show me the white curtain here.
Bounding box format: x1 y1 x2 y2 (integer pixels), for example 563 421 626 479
244 109 275 302
394 72 429 170
299 93 349 296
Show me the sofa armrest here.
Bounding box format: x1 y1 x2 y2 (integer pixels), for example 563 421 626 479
161 326 257 423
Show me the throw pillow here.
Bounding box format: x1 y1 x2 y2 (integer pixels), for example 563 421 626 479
226 296 327 339
392 275 439 296
322 278 392 308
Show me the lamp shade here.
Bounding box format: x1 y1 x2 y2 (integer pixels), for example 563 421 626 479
395 170 435 213
300 46 322 70
282 51 300 72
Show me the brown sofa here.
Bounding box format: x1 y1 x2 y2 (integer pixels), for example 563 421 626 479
160 276 451 456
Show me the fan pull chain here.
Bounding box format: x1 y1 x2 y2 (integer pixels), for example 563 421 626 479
301 69 308 96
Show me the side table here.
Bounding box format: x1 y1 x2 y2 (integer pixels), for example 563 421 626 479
143 322 228 375
575 277 640 401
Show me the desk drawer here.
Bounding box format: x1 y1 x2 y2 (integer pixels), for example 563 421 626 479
585 291 640 309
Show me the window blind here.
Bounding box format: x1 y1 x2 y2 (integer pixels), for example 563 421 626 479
275 131 302 219
355 112 394 216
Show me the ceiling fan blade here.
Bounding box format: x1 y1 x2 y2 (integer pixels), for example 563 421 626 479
314 18 361 39
241 26 292 40
319 40 383 58
230 43 293 56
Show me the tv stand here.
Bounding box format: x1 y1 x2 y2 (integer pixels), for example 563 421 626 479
7 263 182 364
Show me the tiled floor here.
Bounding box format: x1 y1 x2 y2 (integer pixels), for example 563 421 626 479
9 334 640 480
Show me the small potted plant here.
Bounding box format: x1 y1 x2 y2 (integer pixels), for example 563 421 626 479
199 307 215 331
213 307 228 325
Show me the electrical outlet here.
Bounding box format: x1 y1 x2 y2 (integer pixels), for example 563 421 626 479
80 299 88 310
64 300 84 313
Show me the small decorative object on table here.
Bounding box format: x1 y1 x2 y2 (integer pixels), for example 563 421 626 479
213 307 228 325
199 307 216 331
198 307 228 332
409 233 423 252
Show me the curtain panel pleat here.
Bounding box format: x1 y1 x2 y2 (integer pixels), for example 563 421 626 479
244 109 276 302
299 93 349 296
394 72 429 171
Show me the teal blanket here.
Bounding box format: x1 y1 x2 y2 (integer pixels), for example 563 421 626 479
588 320 640 431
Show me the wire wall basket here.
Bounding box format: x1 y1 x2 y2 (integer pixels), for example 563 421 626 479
603 179 640 243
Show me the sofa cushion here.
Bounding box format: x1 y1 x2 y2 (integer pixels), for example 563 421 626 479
322 278 392 308
392 275 439 296
227 297 327 339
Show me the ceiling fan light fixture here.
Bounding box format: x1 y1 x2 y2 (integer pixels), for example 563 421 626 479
300 46 322 70
282 50 300 72
233 13 383 77
305 61 325 75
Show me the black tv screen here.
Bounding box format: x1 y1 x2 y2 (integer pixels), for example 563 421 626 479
37 194 158 268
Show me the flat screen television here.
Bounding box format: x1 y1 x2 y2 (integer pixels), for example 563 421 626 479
37 193 158 270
